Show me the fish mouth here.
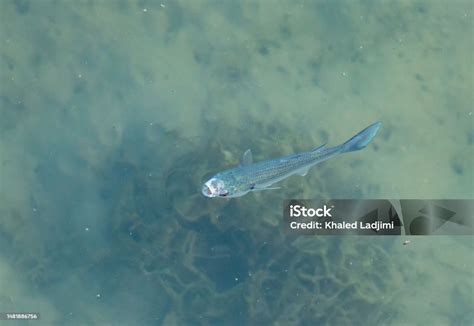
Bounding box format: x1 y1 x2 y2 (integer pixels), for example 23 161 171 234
202 184 215 197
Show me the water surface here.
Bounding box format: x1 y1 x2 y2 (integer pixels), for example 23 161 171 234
0 0 472 325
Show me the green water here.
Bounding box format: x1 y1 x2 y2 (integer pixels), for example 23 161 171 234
0 0 472 325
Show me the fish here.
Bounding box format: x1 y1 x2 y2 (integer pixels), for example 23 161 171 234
202 121 381 198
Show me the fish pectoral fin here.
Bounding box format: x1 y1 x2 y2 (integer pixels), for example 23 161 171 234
296 166 311 176
241 149 253 165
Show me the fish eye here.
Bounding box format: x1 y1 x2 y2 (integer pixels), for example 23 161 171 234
219 191 229 197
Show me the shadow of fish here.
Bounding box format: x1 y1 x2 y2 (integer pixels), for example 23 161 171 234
202 122 381 198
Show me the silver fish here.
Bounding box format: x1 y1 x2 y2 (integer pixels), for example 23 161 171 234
202 122 381 198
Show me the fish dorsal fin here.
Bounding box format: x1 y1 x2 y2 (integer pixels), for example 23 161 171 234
312 144 326 152
241 149 253 165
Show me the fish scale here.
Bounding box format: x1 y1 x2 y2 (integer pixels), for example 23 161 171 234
233 151 328 186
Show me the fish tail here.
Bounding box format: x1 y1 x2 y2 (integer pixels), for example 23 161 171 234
340 122 381 153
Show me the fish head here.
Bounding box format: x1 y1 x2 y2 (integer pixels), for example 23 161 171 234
202 177 230 198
